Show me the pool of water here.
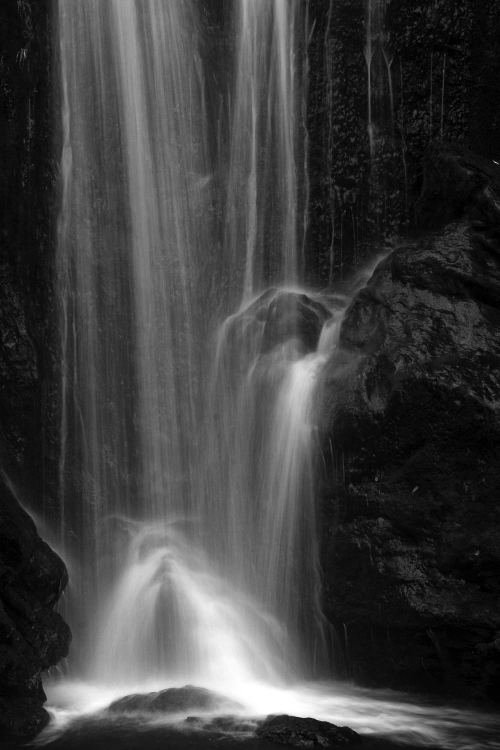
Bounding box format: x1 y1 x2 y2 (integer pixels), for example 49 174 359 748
27 678 500 750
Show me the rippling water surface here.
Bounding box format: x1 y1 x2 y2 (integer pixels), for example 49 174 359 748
33 678 500 750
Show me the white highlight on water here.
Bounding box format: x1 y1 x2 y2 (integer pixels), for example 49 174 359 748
57 0 323 691
225 0 300 300
52 3 500 748
39 678 500 750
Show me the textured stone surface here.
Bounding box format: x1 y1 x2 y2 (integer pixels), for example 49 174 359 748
319 147 500 699
256 714 359 747
0 478 70 739
0 1 68 739
221 289 331 365
306 0 500 285
0 0 59 509
0 715 434 750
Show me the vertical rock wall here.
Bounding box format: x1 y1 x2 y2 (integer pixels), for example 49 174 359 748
305 0 500 285
0 0 69 739
0 0 59 514
309 1 500 701
318 146 500 700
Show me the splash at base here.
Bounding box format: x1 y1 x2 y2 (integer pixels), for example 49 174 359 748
37 678 500 750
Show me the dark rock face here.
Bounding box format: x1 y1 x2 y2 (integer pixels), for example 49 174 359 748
305 0 500 285
319 147 500 699
0 1 68 739
108 685 240 715
226 289 331 359
261 291 331 355
256 714 359 747
0 0 60 514
0 478 70 739
0 262 39 470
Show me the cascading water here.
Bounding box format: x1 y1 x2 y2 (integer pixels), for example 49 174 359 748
58 0 211 677
364 0 390 161
57 0 327 691
201 288 335 678
195 0 331 678
44 4 500 747
225 0 301 299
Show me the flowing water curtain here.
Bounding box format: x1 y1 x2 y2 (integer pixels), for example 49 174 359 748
58 0 329 687
57 0 138 649
197 0 331 679
224 0 301 303
57 0 210 677
204 292 333 679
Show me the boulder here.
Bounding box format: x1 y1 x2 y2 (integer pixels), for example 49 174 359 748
108 685 240 715
224 288 331 358
260 291 331 354
0 479 70 739
319 147 500 699
256 714 359 747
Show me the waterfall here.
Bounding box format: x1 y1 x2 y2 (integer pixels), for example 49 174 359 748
224 0 301 302
364 0 393 162
199 288 335 678
41 4 500 747
57 0 329 692
58 0 210 672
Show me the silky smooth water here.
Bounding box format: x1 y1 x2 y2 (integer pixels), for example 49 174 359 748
38 678 500 750
58 0 210 674
52 3 499 749
225 0 300 300
57 0 324 688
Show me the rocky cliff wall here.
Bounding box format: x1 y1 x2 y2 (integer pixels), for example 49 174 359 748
0 0 59 512
319 146 500 700
0 0 68 739
306 0 500 285
0 478 70 739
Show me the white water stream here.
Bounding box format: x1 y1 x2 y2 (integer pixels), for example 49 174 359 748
57 0 323 689
50 2 500 748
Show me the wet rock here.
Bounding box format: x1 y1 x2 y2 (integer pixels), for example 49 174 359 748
256 714 359 747
229 288 331 355
0 478 70 740
185 714 258 735
0 0 59 494
108 685 241 715
417 144 500 231
305 0 500 285
319 146 500 700
219 289 331 378
261 291 331 354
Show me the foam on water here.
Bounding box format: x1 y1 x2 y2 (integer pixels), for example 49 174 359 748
38 678 500 749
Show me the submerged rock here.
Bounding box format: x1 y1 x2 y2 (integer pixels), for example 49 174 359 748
108 685 241 715
260 291 331 354
256 714 359 747
185 714 258 735
232 288 331 352
320 146 500 700
0 479 70 740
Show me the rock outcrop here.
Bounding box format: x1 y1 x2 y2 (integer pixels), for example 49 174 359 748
221 289 331 365
0 478 70 739
256 715 359 747
260 291 331 355
319 146 500 700
108 685 240 715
